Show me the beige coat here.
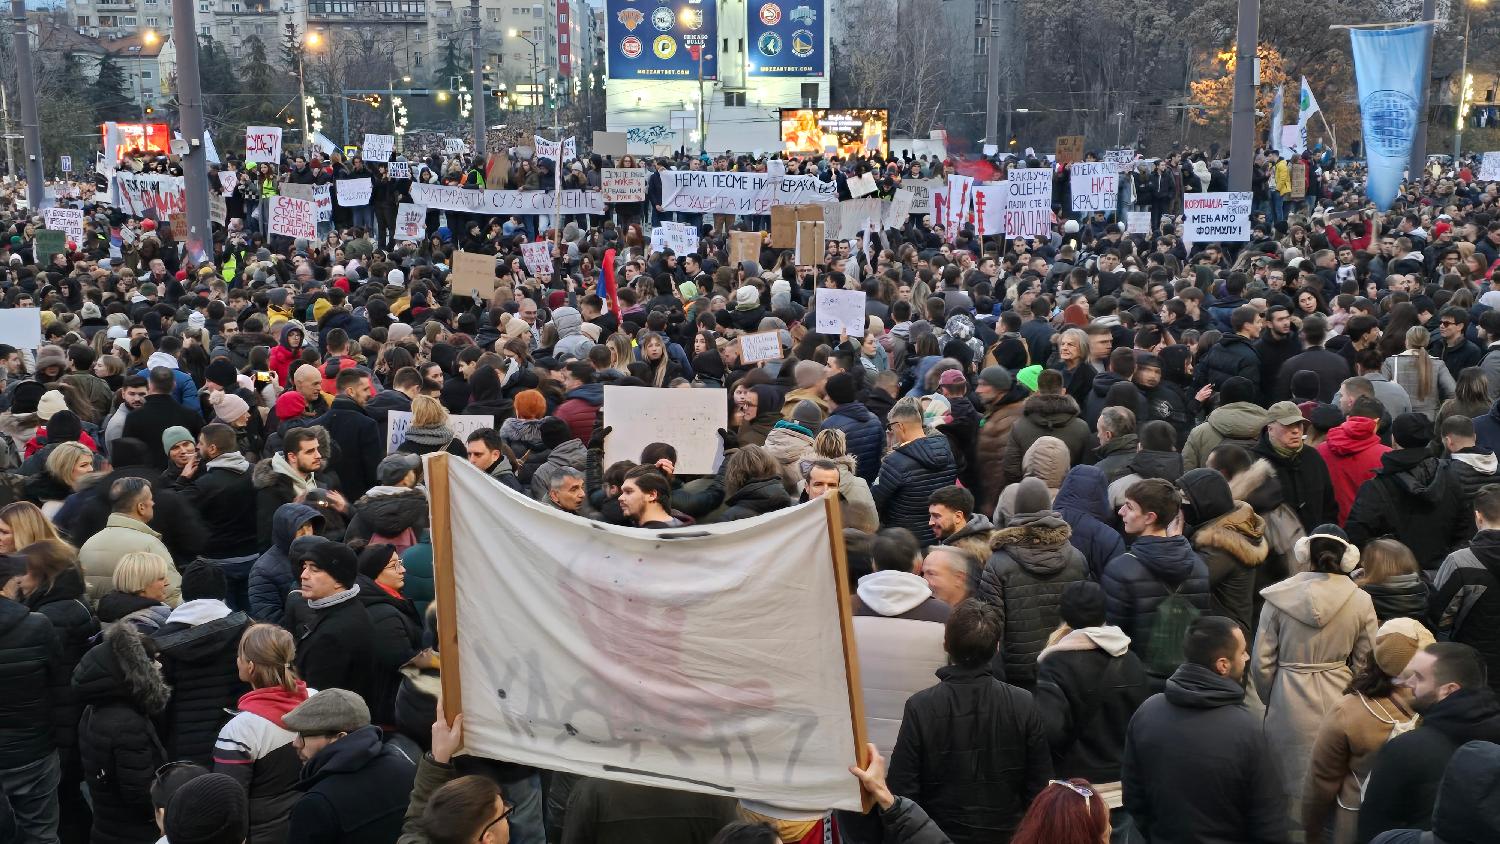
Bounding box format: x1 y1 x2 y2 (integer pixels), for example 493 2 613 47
1301 688 1417 844
78 513 182 607
1253 573 1378 828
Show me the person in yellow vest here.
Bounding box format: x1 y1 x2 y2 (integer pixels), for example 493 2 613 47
1270 149 1291 226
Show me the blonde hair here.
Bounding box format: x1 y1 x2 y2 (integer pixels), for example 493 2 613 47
113 551 170 595
0 502 62 548
410 394 449 428
44 442 93 489
238 623 300 694
1359 538 1419 585
1404 326 1435 401
813 428 847 459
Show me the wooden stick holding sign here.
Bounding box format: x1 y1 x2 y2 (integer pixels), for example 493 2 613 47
425 452 462 724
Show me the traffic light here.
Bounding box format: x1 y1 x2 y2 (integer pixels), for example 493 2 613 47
144 106 155 116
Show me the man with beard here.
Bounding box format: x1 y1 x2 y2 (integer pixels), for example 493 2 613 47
1254 305 1303 400
1431 484 1500 691
1357 643 1500 840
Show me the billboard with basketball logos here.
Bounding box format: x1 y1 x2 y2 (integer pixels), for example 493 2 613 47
606 0 717 80
747 0 823 77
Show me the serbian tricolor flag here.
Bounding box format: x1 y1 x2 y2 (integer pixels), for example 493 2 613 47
599 247 621 316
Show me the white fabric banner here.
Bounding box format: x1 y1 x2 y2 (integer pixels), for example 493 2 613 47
432 455 863 811
111 173 186 220
336 178 372 207
660 171 837 214
1070 162 1119 213
409 183 605 215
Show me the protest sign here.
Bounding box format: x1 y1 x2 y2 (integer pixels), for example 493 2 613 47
971 184 1007 236
43 208 83 245
445 138 466 154
903 179 943 215
450 251 497 298
520 241 553 277
729 231 761 267
395 203 426 242
167 212 189 239
1127 211 1153 234
111 173 186 220
739 331 783 364
313 184 332 223
245 126 282 164
209 192 227 225
600 168 646 203
408 183 605 216
336 178 372 207
795 220 825 266
815 288 867 337
1003 168 1053 238
387 412 494 453
1070 162 1119 213
1104 148 1135 166
1289 162 1306 199
1183 192 1253 244
649 227 667 254
766 159 786 177
485 151 510 188
388 160 412 179
425 455 865 811
268 196 317 240
217 171 238 194
1481 152 1500 182
592 130 627 157
835 198 882 240
660 171 837 215
885 188 915 228
602 385 727 474
664 222 698 256
33 230 66 261
59 156 71 173
849 172 877 198
0 308 41 349
1055 135 1085 165
362 134 395 163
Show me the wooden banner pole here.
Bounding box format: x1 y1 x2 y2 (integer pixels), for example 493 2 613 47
426 452 464 726
824 493 874 813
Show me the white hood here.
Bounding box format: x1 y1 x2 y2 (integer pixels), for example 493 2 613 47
147 351 179 371
1455 451 1499 475
856 570 934 617
165 599 232 627
1037 625 1132 662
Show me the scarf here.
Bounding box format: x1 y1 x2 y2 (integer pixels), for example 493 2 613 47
1270 439 1303 460
307 584 360 610
270 452 317 497
401 424 455 447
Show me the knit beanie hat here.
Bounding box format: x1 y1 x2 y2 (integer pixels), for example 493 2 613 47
275 390 308 422
179 560 227 602
978 365 1013 393
210 390 251 424
161 425 194 454
791 399 824 428
45 410 82 445
1374 617 1435 677
1012 476 1052 516
513 389 546 420
1059 580 1107 629
1291 370 1322 402
735 285 759 309
164 773 249 844
35 390 68 422
1220 376 1256 406
312 540 359 589
10 380 44 415
357 543 398 581
204 359 239 390
1392 412 1434 449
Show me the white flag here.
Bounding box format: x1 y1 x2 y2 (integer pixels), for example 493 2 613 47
1270 85 1290 157
1297 76 1322 125
311 132 337 157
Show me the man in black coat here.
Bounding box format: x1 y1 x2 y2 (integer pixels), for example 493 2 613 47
308 368 383 501
1194 305 1264 403
1358 643 1500 842
122 366 205 470
188 423 260 607
1345 413 1472 572
1123 616 1286 843
282 689 416 844
1254 305 1304 400
1253 404 1338 533
0 554 65 844
873 397 959 547
887 599 1051 844
152 562 249 765
365 367 420 431
287 538 375 707
1272 315 1351 403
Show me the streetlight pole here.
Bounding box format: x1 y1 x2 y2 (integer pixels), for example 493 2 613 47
469 0 485 156
169 0 211 261
1227 0 1259 191
8 0 43 211
696 47 708 156
510 30 540 127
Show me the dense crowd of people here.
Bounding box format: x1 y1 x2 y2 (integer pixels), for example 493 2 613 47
0 138 1495 844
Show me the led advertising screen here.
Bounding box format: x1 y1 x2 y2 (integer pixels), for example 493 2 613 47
606 0 717 80
102 122 173 161
747 0 824 77
780 109 888 157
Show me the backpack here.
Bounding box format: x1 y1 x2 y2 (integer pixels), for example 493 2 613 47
1143 578 1200 677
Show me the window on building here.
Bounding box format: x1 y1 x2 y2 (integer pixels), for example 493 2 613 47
974 72 985 93
123 15 137 25
800 82 818 107
200 23 211 34
975 35 987 55
558 12 565 23
533 25 541 39
413 51 423 66
559 32 567 44
76 15 89 25
737 37 743 53
145 16 158 25
140 70 153 79
231 2 240 9
199 2 209 11
231 24 239 34
723 91 745 107
722 36 727 52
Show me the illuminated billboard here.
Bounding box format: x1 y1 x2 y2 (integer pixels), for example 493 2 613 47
780 109 888 157
102 122 173 161
606 0 717 80
748 0 824 77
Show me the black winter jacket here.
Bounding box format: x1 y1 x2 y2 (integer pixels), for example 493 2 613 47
248 503 324 625
873 435 958 546
190 457 260 558
22 567 97 761
1346 448 1473 571
711 477 793 522
1431 530 1500 693
1053 467 1128 580
1122 662 1287 843
1100 535 1211 680
357 578 422 728
290 593 376 708
887 664 1051 844
74 624 172 844
344 488 430 544
286 725 416 844
1252 435 1338 532
1195 333 1263 402
0 596 64 770
1034 629 1151 783
977 514 1089 690
308 397 384 501
1361 573 1429 625
822 401 884 484
153 607 250 764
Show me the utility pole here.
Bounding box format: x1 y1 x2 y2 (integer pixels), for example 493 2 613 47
8 0 43 211
0 83 16 181
1410 0 1437 173
1227 0 1259 191
982 0 1001 149
170 0 212 260
469 0 485 156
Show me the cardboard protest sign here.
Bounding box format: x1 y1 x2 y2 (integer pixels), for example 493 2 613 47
1182 192 1252 244
245 126 282 164
729 231 761 268
885 188 915 228
815 288 867 337
168 212 189 239
395 203 426 242
217 171 238 194
209 192 227 225
770 206 797 247
592 130 628 157
649 227 667 254
33 230 66 260
362 134 395 163
795 220 825 266
268 196 317 240
336 178 373 207
1289 163 1306 200
738 330 783 364
849 172 877 198
971 184 1007 236
600 168 646 203
450 251 497 298
445 138 466 154
1069 162 1119 213
43 209 83 245
485 151 509 188
520 241 553 277
1055 135 1085 165
602 385 727 474
313 184 332 223
387 412 493 453
1104 148 1135 166
1127 211 1152 234
425 455 865 811
835 198 881 241
1481 152 1500 182
0 308 41 349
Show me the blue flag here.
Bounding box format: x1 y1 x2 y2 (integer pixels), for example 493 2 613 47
1350 24 1432 210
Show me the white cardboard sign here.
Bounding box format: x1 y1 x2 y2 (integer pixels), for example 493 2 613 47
386 410 494 453
738 331 783 364
245 126 282 164
0 308 42 349
814 288 867 337
336 178 372 207
267 195 317 240
1183 191 1253 244
362 134 395 163
602 385 727 474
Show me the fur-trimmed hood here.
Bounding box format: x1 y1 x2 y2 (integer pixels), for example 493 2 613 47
990 512 1078 576
1021 392 1082 429
1191 501 1269 567
72 622 172 715
1227 457 1285 512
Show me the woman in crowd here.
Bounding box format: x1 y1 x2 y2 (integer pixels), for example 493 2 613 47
95 551 174 634
396 395 467 457
24 440 94 517
1355 539 1429 625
